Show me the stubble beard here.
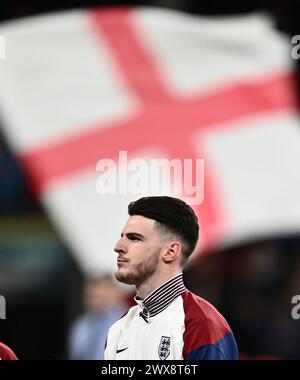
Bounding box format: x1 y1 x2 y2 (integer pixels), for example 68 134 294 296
115 253 160 287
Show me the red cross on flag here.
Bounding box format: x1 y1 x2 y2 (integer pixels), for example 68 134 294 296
0 7 299 274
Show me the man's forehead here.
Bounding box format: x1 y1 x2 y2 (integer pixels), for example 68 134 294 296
122 215 156 234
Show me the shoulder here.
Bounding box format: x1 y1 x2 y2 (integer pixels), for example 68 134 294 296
181 291 238 360
0 342 18 360
105 305 139 354
108 305 139 333
181 291 230 329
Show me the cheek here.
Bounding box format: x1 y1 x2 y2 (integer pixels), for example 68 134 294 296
129 246 150 263
125 244 143 261
129 243 161 262
144 245 161 261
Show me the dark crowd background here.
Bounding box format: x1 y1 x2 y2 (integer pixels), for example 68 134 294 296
0 0 300 360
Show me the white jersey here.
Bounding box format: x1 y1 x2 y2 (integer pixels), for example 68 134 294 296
104 274 238 360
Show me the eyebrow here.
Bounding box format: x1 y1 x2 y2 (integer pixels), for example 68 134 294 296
121 232 145 240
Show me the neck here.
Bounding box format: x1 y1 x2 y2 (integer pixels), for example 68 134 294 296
136 269 182 299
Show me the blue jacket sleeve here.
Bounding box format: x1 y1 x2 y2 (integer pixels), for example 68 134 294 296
186 332 239 360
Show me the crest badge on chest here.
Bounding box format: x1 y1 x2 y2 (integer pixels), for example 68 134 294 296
158 336 171 360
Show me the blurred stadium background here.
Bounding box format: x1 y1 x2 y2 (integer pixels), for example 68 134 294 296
0 0 300 360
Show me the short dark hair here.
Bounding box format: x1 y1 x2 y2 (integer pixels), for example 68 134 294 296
128 196 199 265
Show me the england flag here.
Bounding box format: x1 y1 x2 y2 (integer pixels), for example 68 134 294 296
0 7 299 274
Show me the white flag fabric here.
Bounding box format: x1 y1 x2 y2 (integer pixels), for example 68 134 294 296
0 7 299 274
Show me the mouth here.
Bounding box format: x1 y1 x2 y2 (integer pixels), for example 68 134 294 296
117 258 128 266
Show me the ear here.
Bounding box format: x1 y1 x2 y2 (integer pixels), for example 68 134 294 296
162 241 181 263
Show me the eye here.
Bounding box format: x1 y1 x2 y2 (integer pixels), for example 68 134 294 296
129 235 141 241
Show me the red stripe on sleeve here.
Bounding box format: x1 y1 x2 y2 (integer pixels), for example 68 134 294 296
181 291 231 359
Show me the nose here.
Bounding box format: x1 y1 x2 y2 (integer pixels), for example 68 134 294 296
114 238 127 255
